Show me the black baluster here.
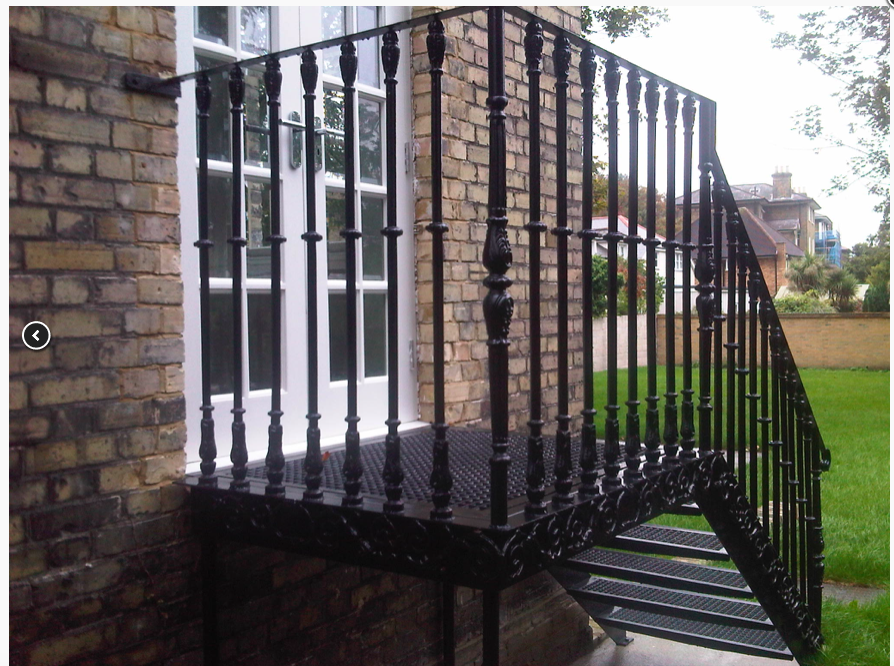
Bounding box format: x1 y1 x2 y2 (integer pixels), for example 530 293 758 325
759 287 771 525
623 68 642 484
484 8 513 528
228 65 248 491
785 351 798 581
679 96 696 460
770 316 783 548
602 56 623 491
552 33 574 506
712 175 725 454
340 42 363 507
808 412 825 626
301 49 324 502
726 207 737 469
578 45 599 496
383 29 405 514
797 384 809 600
662 86 679 469
265 56 286 497
777 330 790 571
737 229 749 491
695 101 715 457
747 255 760 511
195 72 217 486
643 78 661 478
524 21 547 514
426 19 451 520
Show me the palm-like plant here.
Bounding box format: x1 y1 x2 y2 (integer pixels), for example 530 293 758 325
785 253 829 294
825 267 859 311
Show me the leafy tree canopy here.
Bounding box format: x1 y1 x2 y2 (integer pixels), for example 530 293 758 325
759 6 890 242
581 6 668 42
592 169 670 239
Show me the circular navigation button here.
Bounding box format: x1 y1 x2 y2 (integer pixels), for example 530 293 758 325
22 321 51 351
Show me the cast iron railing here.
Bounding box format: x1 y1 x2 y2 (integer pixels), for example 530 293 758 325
134 4 831 642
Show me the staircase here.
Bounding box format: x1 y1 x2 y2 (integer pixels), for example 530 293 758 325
552 522 794 661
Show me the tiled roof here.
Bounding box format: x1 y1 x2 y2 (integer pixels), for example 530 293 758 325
673 208 803 259
765 218 800 231
675 183 815 206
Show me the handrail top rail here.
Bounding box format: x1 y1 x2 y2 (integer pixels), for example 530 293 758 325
138 6 714 103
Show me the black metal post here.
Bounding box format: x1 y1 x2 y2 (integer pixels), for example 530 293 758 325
201 533 219 666
552 33 574 506
662 85 679 469
602 56 623 491
747 255 760 510
484 7 512 528
679 96 696 460
195 72 217 486
265 56 286 497
695 101 715 457
301 49 324 502
442 583 455 666
382 29 406 514
809 413 825 627
228 65 249 490
737 229 748 490
770 316 782 548
524 21 547 514
643 78 661 478
579 45 599 496
759 290 771 525
712 174 725 455
623 68 642 484
726 206 738 469
483 589 500 666
340 42 363 507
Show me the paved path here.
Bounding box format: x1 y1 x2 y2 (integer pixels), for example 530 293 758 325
569 633 788 666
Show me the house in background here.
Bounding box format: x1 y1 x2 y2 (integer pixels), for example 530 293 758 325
815 213 842 266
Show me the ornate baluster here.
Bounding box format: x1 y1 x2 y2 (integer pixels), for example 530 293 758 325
726 208 738 469
524 21 547 514
196 72 217 486
695 101 715 457
712 174 725 454
623 68 642 484
679 96 697 460
578 45 599 496
747 254 760 511
484 8 513 528
228 65 249 490
426 19 451 519
777 329 791 571
301 49 324 502
552 33 574 505
340 42 363 507
737 228 749 492
808 412 825 625
797 384 809 600
662 85 679 469
643 78 661 478
383 29 406 514
785 351 798 581
758 286 771 525
770 316 783 549
602 57 623 491
264 56 286 497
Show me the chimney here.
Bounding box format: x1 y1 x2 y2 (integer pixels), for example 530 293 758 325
772 167 792 199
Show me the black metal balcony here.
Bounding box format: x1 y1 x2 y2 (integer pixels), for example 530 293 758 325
129 7 831 665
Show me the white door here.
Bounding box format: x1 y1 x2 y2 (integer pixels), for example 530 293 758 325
180 6 417 468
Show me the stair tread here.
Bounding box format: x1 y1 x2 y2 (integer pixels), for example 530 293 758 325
574 577 770 625
593 607 792 659
612 524 728 560
566 548 751 596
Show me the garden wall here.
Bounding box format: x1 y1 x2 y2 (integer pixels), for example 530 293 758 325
656 313 890 370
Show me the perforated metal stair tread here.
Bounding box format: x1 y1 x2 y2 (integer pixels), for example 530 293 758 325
243 428 601 510
589 607 792 660
569 576 770 629
563 548 752 598
610 524 729 560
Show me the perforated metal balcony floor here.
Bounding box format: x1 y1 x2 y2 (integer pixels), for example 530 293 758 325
185 427 714 589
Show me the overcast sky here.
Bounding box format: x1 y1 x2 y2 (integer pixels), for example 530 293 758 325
602 3 883 248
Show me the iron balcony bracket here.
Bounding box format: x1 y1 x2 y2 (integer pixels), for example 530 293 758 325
123 72 181 98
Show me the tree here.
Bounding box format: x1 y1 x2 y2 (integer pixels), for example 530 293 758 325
581 7 669 41
592 170 669 238
591 255 665 317
843 242 890 283
785 253 828 294
761 7 890 240
825 267 859 312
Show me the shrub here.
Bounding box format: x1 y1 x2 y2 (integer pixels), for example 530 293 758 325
773 294 835 314
591 255 665 317
863 284 890 312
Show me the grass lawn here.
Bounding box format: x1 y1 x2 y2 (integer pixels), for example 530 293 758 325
592 366 890 664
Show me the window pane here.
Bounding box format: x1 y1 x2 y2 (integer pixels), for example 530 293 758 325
207 175 233 278
241 6 270 55
209 292 235 395
358 98 382 184
364 292 387 378
248 292 273 391
357 7 379 87
196 7 228 45
246 180 271 279
323 88 345 180
321 6 345 77
243 66 269 168
195 54 231 162
361 196 385 280
326 190 346 280
329 293 348 382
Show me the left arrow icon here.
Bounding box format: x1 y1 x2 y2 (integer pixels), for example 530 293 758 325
22 321 51 351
